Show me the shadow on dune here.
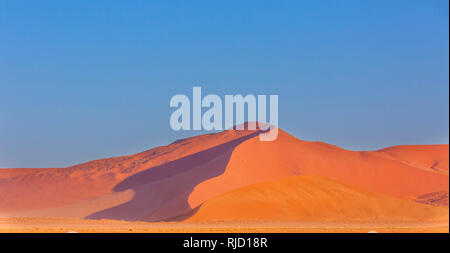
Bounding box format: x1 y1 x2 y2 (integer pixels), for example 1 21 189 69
86 130 263 222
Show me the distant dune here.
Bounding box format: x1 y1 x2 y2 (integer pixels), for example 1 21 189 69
378 144 449 175
0 125 448 228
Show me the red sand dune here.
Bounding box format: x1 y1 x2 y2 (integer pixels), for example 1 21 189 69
378 145 449 175
188 129 448 207
186 175 448 223
0 125 448 223
0 130 263 219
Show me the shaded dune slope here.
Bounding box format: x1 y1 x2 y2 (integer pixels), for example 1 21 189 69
0 130 260 213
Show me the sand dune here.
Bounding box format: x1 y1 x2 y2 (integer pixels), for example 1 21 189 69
0 130 263 219
0 128 260 215
186 175 448 223
377 144 449 174
0 125 448 225
189 130 448 207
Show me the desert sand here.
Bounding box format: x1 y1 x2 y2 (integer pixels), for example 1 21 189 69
0 125 448 232
1 217 448 233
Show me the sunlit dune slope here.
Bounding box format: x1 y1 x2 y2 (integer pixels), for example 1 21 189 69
189 129 448 207
377 145 449 174
186 175 449 223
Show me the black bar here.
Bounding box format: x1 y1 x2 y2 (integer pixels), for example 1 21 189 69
1 233 448 251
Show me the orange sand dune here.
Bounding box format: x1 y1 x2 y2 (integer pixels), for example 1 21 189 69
189 130 448 208
0 130 262 219
377 145 449 174
186 175 448 223
0 126 448 223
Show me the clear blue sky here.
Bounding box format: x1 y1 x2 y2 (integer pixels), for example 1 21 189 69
1 0 448 168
